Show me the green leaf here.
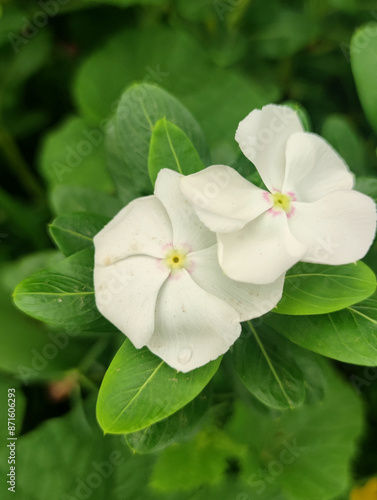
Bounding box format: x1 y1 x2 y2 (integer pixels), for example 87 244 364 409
0 281 89 382
150 429 242 493
232 323 325 410
39 115 114 192
74 27 279 163
275 261 376 315
351 23 377 135
105 121 140 203
50 185 123 218
113 83 209 193
266 291 377 366
355 176 377 203
49 212 109 256
148 118 204 185
13 249 100 328
227 361 363 500
1 250 64 294
97 339 221 434
126 389 210 454
321 114 367 175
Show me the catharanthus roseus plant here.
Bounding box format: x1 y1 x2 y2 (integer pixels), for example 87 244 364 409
10 75 377 500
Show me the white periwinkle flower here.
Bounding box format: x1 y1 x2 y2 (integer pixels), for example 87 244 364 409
93 169 284 372
180 104 377 285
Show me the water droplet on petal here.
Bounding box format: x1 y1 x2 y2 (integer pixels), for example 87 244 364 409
178 347 192 365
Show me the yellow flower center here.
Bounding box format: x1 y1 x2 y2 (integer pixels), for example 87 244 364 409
164 248 188 271
272 192 292 213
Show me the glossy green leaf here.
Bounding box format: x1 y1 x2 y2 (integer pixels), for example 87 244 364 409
267 291 377 366
351 23 377 135
50 185 123 218
126 389 210 454
39 115 114 192
275 261 376 315
113 83 209 193
232 323 325 410
49 212 109 256
227 361 363 500
148 118 204 185
97 339 221 434
13 249 100 328
1 250 64 294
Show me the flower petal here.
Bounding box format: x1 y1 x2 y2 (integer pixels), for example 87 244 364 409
94 256 170 348
218 212 306 284
288 190 377 264
235 104 303 192
282 132 354 202
189 245 285 321
94 196 172 265
180 165 271 233
147 270 241 372
155 169 216 251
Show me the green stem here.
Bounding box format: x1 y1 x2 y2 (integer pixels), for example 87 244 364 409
78 338 108 374
247 321 293 408
0 128 43 200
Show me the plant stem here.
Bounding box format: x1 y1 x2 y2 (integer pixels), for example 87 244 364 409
0 127 43 200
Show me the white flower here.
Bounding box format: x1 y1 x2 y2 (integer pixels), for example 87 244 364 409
93 169 284 372
180 104 377 285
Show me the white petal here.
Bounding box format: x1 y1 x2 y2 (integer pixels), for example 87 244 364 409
147 270 241 372
94 196 172 265
94 256 170 348
218 212 306 285
288 190 377 264
180 165 271 233
282 132 354 202
235 105 303 192
155 169 216 251
189 245 285 321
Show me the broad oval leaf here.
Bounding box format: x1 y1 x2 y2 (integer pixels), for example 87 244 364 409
276 261 376 315
148 118 204 185
266 291 377 366
49 212 109 257
97 339 221 434
13 249 100 328
125 389 210 454
114 83 209 192
50 185 123 218
232 323 325 410
351 23 377 135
